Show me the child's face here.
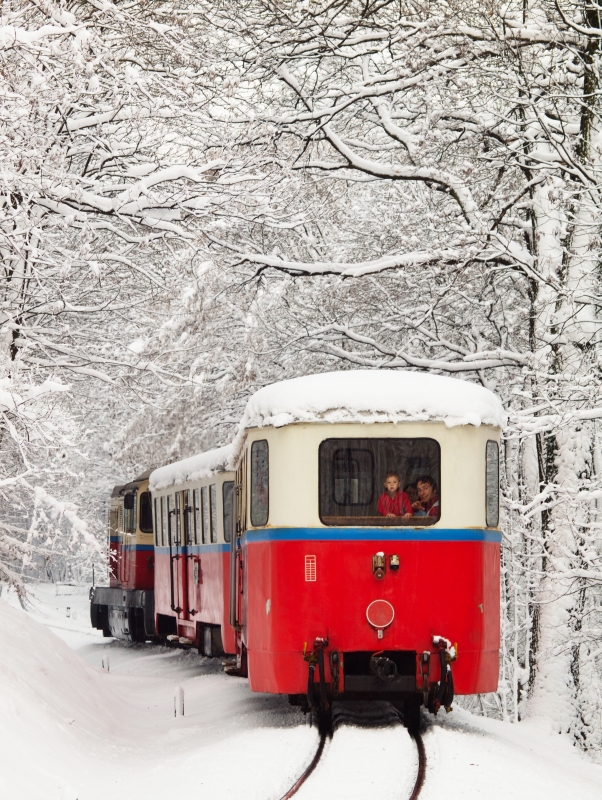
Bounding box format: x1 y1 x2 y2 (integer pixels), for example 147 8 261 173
385 476 400 493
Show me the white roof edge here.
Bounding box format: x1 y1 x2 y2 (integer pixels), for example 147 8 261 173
149 444 235 492
237 370 505 433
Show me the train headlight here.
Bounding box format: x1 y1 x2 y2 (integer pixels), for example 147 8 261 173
389 554 400 571
372 551 386 579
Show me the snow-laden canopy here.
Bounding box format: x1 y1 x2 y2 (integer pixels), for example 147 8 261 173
149 444 233 491
239 371 505 431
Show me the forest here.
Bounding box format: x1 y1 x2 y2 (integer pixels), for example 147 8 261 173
2 0 602 757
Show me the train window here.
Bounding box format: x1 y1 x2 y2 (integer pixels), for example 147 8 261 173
153 498 159 545
167 495 174 544
109 507 119 538
210 484 218 543
139 492 153 534
319 438 441 526
223 481 234 543
175 492 182 545
123 493 136 532
193 488 201 544
182 490 191 544
161 496 167 546
201 486 210 544
486 441 499 527
250 440 269 527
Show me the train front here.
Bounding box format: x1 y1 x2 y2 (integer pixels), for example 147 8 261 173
231 370 504 725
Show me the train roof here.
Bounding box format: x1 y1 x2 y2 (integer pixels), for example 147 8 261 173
149 444 234 491
239 370 505 431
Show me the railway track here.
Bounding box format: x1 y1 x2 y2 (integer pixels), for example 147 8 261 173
279 702 426 800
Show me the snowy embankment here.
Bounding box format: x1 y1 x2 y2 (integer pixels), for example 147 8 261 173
1 585 602 799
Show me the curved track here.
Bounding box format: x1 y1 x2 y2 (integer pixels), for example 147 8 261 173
279 703 426 800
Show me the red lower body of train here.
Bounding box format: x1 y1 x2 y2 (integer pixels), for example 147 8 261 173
91 527 499 720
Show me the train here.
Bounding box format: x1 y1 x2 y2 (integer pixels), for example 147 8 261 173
90 370 504 729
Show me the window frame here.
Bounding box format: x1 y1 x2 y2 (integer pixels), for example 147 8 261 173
318 436 441 527
250 439 269 528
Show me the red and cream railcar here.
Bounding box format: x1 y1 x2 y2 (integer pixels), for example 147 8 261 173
228 371 503 724
90 471 155 640
91 369 503 728
149 447 236 656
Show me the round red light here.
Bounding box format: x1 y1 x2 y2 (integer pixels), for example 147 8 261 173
366 599 395 629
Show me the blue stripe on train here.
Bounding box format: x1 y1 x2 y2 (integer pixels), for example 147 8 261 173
242 527 502 544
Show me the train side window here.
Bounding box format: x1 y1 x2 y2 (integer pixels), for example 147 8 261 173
210 484 218 543
161 496 167 546
486 440 499 527
182 490 190 544
250 440 269 527
193 488 201 544
139 492 153 534
153 498 159 545
223 481 234 543
201 486 210 544
167 494 175 545
319 438 441 526
175 492 182 545
123 493 136 532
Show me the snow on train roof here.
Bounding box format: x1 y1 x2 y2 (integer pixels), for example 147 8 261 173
149 444 234 491
240 370 505 430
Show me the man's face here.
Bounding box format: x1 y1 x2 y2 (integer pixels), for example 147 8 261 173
417 481 433 503
385 476 400 493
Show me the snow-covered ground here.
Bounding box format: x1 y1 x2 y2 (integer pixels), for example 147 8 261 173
1 583 601 799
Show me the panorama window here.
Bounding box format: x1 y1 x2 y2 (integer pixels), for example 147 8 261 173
250 440 269 527
223 481 234 543
319 438 441 526
486 440 499 528
139 491 153 534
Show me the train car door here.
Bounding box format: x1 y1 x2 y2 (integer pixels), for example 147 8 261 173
167 494 180 615
171 492 190 620
230 452 247 633
180 489 193 617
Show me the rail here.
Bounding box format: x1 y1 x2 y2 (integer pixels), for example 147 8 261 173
279 703 426 800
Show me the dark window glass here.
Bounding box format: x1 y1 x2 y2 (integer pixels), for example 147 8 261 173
210 484 218 543
319 438 440 526
486 441 499 527
223 481 234 543
139 491 153 533
250 440 269 527
201 486 209 544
